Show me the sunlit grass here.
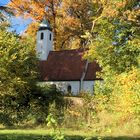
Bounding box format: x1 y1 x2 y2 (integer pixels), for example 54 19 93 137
0 129 93 137
0 128 139 140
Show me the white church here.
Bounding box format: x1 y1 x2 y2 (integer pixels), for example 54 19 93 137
36 20 101 95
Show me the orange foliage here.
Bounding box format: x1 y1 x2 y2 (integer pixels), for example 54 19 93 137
7 0 139 50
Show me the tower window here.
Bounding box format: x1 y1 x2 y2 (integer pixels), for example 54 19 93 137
40 32 44 40
50 33 52 41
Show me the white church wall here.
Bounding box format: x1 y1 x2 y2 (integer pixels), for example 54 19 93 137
83 81 94 93
38 81 80 95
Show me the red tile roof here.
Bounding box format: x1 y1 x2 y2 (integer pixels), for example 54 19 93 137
38 49 101 81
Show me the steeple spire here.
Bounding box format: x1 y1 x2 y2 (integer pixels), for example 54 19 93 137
39 19 52 31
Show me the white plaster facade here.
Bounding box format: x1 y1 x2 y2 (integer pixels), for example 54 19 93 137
83 81 94 93
38 81 95 95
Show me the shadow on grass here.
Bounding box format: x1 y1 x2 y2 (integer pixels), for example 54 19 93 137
0 134 139 140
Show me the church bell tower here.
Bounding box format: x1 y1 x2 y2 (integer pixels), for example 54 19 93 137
36 19 53 60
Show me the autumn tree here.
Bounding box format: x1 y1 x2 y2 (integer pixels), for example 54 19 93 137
8 0 61 41
85 0 140 73
84 0 140 124
7 0 98 50
55 0 95 49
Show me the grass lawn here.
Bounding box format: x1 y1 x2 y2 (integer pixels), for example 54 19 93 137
0 129 140 140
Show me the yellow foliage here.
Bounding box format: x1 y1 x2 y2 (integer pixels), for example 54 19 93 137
110 68 140 121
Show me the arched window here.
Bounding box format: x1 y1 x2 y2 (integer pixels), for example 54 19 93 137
40 32 44 40
67 85 72 93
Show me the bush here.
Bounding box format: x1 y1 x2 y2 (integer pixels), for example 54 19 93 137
0 29 38 126
23 84 65 126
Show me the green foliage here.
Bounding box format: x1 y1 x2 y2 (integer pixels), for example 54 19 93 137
19 84 64 126
85 18 140 74
46 113 66 140
83 1 140 132
0 29 38 125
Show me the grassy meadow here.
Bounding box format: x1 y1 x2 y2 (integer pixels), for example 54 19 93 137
0 128 140 140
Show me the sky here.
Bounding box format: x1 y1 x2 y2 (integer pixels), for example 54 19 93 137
0 0 32 34
0 0 10 6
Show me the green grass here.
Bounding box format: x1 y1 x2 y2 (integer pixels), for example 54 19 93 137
0 129 140 140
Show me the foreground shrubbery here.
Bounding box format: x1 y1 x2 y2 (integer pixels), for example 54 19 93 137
41 69 140 136
1 74 140 136
0 28 38 126
0 29 62 127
